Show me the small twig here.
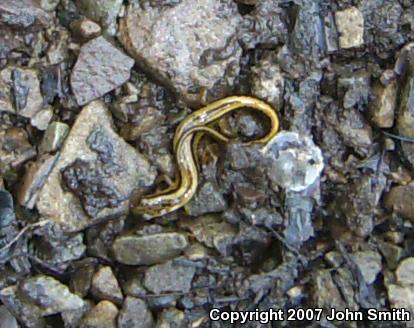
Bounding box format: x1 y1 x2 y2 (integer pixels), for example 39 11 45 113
0 220 51 254
382 131 414 143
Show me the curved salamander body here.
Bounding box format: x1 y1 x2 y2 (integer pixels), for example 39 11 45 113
131 96 279 219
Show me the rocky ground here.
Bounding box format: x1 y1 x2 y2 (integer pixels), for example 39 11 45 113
0 0 414 327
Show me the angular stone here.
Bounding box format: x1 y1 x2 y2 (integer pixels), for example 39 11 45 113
387 284 414 322
18 275 85 315
119 0 242 107
36 101 156 232
61 301 92 328
369 81 397 128
86 219 125 261
335 7 364 49
184 181 227 217
30 233 86 271
0 67 43 119
118 297 154 328
384 182 414 221
351 250 382 284
39 122 70 154
180 215 236 255
338 71 371 110
70 18 102 40
71 37 134 106
0 275 85 327
313 269 346 311
91 266 123 305
396 258 414 286
112 233 188 266
30 107 53 131
80 301 118 328
0 285 45 328
75 0 123 36
144 260 196 295
39 0 60 12
70 259 97 298
251 58 285 110
378 241 403 270
239 0 288 50
156 308 185 328
0 305 18 328
18 154 60 209
0 0 52 31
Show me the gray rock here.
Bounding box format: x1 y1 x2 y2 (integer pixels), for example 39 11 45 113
351 251 382 284
332 107 373 156
0 0 52 31
264 131 324 192
0 305 18 328
122 277 147 298
71 37 134 106
61 301 93 328
156 308 185 328
184 181 227 217
180 215 236 255
338 71 371 110
86 219 125 261
18 275 85 315
112 233 188 266
325 251 344 268
251 57 285 110
384 182 414 222
91 266 123 305
70 18 102 40
70 259 97 298
378 241 403 270
359 0 404 57
36 101 156 232
369 80 397 128
396 258 414 286
30 232 86 272
312 269 347 314
39 0 60 11
30 107 53 131
289 1 326 65
335 7 364 49
0 67 43 119
0 285 45 328
39 122 69 154
118 297 154 328
79 301 118 328
387 284 414 321
144 260 196 295
75 0 123 36
119 0 242 107
46 27 70 65
0 275 85 327
239 0 288 49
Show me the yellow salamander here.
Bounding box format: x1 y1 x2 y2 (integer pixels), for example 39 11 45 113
131 96 279 219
